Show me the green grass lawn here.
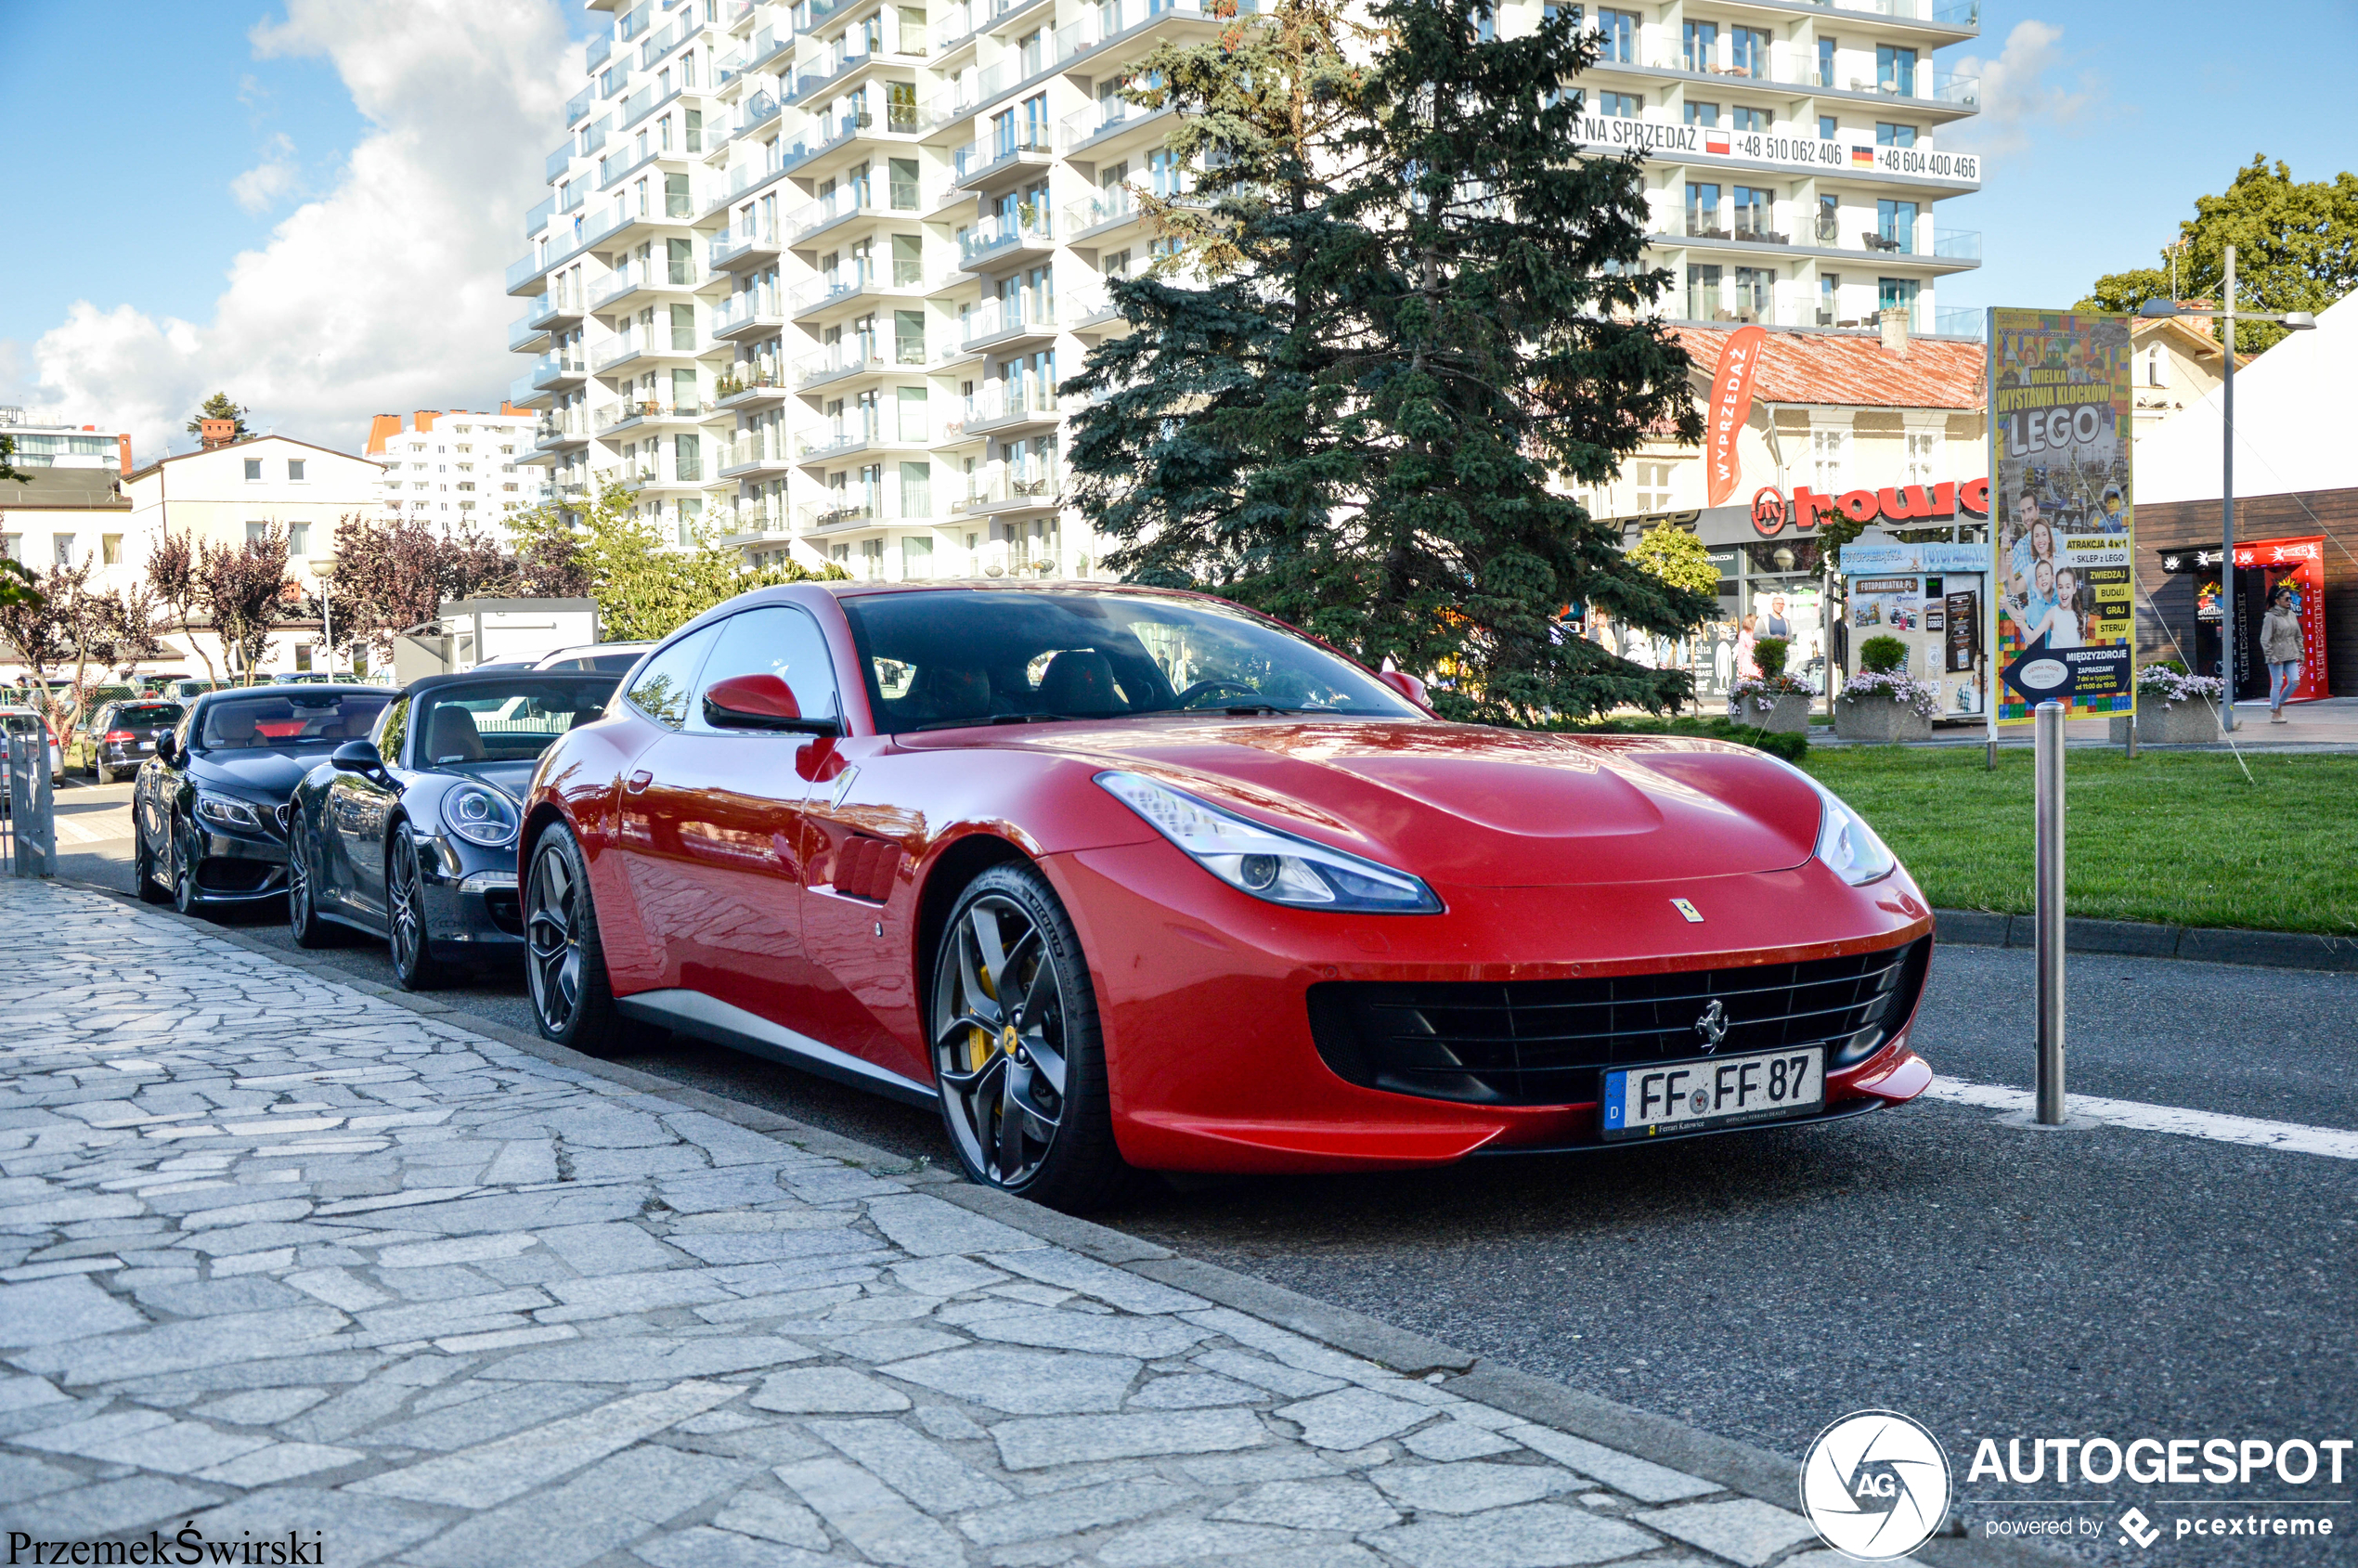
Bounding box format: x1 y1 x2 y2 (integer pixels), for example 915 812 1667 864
1803 748 2358 935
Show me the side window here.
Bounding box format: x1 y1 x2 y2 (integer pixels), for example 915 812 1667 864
626 624 721 730
373 696 411 765
689 606 841 732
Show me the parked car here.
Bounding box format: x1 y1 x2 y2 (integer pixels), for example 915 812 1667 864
132 685 395 914
531 641 656 674
517 582 1935 1210
282 670 619 989
0 706 62 792
156 679 229 701
71 699 187 784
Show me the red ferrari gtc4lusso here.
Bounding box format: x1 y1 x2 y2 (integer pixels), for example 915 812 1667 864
520 582 1934 1209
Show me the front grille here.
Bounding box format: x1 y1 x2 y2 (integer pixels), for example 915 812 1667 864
1309 939 1929 1108
197 858 279 893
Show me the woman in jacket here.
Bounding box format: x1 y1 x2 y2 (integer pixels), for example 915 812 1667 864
2261 586 2303 722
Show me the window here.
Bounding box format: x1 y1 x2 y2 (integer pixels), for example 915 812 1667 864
1685 182 1723 238
629 626 723 729
1731 186 1771 240
2144 345 2168 387
1817 193 1839 245
1686 264 1723 320
670 302 695 348
246 522 271 543
900 460 931 518
1598 8 1636 63
1819 271 1841 324
1904 430 1941 486
1633 461 1675 512
1811 428 1846 490
675 433 701 483
1878 276 1921 330
287 523 311 557
1819 114 1837 141
892 232 923 286
1684 100 1718 127
52 535 74 565
1876 44 1917 96
1732 105 1767 132
664 171 692 217
294 644 314 673
287 459 306 481
1681 19 1717 71
889 156 920 210
897 385 928 443
0 536 17 563
1876 198 1918 251
101 535 123 565
243 459 263 481
1598 90 1641 118
901 534 934 579
1875 122 1917 148
1733 266 1771 322
1817 36 1836 88
1729 26 1768 78
896 308 926 364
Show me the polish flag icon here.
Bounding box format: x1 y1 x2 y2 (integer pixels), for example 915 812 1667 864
1705 132 1731 154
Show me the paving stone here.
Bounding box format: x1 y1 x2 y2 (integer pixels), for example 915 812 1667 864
957 1475 1191 1546
349 1379 737 1508
538 1222 679 1275
188 1487 443 1568
133 1276 309 1317
408 1444 748 1568
1403 1419 1522 1461
1129 1373 1266 1408
864 1194 1043 1257
1212 1476 1401 1531
1278 1386 1436 1450
983 1249 1206 1315
775 1454 968 1568
0 1451 84 1504
190 1440 365 1486
14 1304 350 1385
1095 1517 1311 1566
809 1417 1013 1511
1193 1349 1347 1398
375 1233 540 1269
539 1271 732 1318
360 1380 610 1450
17 1475 222 1536
1361 1501 1660 1567
17 1408 271 1473
888 1255 1011 1297
748 1367 913 1413
1634 1499 1817 1566
710 1487 833 1549
880 1346 1140 1414
474 1334 815 1382
633 1524 837 1568
1503 1425 1717 1503
1178 1448 1342 1485
0 1274 147 1345
1372 1460 1579 1514
990 1408 1270 1471
938 1301 1211 1359
192 1387 331 1425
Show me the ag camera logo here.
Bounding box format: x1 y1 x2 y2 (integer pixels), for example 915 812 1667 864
1799 1409 1953 1560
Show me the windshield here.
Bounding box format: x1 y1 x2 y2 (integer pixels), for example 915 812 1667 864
410 678 618 767
196 692 391 753
838 590 1419 734
111 705 184 729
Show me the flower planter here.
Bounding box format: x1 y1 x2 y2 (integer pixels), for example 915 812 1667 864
2110 701 2218 745
1834 690 1935 744
1737 692 1814 734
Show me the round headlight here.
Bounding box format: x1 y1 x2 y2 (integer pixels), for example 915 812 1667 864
445 785 520 849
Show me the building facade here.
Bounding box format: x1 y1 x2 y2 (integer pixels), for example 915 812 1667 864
365 406 549 543
0 408 133 477
504 0 1985 583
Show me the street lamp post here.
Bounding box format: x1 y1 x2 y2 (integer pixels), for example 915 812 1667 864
2137 254 2316 730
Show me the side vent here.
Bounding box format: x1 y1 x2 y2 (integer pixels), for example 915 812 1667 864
833 835 901 902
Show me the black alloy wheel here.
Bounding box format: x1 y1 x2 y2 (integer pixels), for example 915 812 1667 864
171 819 203 917
525 824 629 1055
387 825 451 991
286 836 339 948
928 862 1133 1210
134 820 170 905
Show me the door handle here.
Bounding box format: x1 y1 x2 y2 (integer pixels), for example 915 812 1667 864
625 770 654 794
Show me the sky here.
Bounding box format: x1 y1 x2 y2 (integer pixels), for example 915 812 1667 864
0 0 2353 461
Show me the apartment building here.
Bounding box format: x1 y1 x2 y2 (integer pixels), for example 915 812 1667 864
0 408 133 476
365 406 549 543
504 0 1985 583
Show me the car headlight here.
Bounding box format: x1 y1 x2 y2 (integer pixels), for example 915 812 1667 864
445 785 521 849
195 793 266 833
1095 771 1442 914
1810 782 1897 887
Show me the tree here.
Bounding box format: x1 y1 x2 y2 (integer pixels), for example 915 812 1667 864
1063 0 1712 723
1626 524 1722 598
0 562 167 739
198 530 292 683
144 531 218 682
0 434 30 486
186 392 253 442
0 559 39 614
2079 156 2358 354
507 479 846 642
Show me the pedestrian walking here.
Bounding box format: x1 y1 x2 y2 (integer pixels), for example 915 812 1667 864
2261 585 2303 722
1728 615 1758 718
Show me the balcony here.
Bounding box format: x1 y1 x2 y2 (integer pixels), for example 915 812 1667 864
787 193 899 243
508 312 552 354
530 349 589 390
527 281 584 329
590 259 698 313
790 265 904 320
535 410 590 449
738 91 784 137
958 207 1057 268
711 290 788 341
795 349 893 390
1934 305 1982 339
719 430 797 477
952 127 1054 188
797 498 880 532
746 29 794 75
597 399 709 434
1062 189 1142 240
931 3 978 56
508 375 554 410
1934 227 1980 260
951 378 1058 439
587 33 613 71
542 140 573 183
566 87 595 127
590 333 695 372
961 304 1057 353
714 367 792 407
507 253 551 294
709 221 784 270
962 463 1064 515
1068 288 1124 330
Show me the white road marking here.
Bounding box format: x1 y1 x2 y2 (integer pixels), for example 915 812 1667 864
1927 1076 2358 1160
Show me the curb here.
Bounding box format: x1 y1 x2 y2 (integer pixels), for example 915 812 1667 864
73 880 2049 1563
1934 907 2358 973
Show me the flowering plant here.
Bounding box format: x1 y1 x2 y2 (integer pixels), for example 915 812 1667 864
1729 673 1812 709
2136 664 2224 706
1839 668 1940 719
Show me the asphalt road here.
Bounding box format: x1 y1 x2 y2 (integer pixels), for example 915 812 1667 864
56 784 2358 1565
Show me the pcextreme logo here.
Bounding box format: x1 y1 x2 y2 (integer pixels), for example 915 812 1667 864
1798 1410 1954 1561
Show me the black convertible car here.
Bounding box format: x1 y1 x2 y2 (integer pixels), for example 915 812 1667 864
135 685 394 914
282 670 619 989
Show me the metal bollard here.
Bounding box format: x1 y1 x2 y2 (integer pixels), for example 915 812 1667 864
2124 711 2138 759
2034 699 2066 1124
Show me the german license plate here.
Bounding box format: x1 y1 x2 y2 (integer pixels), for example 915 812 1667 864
139 741 154 750
1601 1046 1823 1140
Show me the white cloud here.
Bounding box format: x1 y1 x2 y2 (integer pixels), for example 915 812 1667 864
230 133 303 214
6 0 576 460
1951 19 2106 159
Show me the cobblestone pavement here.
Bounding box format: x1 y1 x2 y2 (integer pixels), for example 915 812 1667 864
0 879 1885 1568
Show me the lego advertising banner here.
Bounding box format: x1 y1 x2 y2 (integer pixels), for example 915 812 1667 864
1988 309 2135 723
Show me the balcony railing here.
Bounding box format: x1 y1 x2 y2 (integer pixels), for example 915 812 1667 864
714 366 789 401
531 349 588 387
932 2 978 54
797 499 880 531
535 410 589 446
788 193 890 240
596 400 708 434
962 302 1056 349
959 206 1056 265
739 91 783 136
747 29 794 73
953 127 1053 181
948 379 1057 435
1933 227 1981 260
789 264 886 314
1063 188 1139 236
589 333 693 370
528 280 585 326
507 253 548 292
795 349 891 387
721 430 796 473
508 312 549 352
1934 306 1983 339
711 290 787 336
709 221 783 268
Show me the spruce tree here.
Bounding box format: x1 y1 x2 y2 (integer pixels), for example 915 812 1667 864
1065 0 1711 722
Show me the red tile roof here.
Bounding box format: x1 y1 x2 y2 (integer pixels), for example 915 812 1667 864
1670 325 1985 409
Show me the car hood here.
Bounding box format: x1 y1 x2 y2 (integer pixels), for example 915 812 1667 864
187 749 325 801
901 719 1827 886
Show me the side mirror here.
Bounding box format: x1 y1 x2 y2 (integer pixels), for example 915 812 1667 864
331 739 384 774
1378 668 1431 709
154 732 179 766
703 674 842 735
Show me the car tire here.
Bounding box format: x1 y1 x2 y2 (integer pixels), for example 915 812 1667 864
171 819 204 918
524 823 635 1056
286 839 342 949
929 862 1139 1212
134 824 171 906
387 824 452 991
95 760 113 786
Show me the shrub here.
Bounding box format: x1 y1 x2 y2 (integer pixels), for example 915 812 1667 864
1858 635 1909 675
1753 635 1791 679
1569 714 1807 763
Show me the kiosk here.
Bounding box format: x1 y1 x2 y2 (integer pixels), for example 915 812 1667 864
2157 536 2329 702
1832 526 1994 721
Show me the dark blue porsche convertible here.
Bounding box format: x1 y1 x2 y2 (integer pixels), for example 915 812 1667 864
281 670 619 989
